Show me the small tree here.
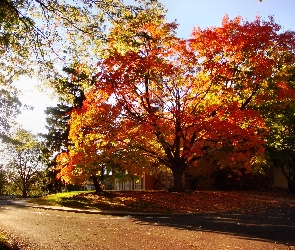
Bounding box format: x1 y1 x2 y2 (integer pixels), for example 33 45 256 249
266 102 295 192
2 128 44 197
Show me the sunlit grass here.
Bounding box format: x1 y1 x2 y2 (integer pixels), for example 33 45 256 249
30 191 93 207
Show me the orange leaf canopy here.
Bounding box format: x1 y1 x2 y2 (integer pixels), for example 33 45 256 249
58 15 295 189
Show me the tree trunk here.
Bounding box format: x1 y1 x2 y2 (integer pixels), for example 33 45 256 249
171 170 185 192
22 190 27 198
282 165 295 193
288 174 295 193
91 175 103 192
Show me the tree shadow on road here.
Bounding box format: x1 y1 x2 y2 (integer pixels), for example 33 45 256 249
131 205 295 247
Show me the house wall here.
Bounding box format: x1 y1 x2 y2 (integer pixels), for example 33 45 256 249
114 180 135 190
113 173 154 191
143 173 154 190
153 172 174 190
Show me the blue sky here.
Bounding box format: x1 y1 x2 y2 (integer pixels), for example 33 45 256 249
160 0 295 38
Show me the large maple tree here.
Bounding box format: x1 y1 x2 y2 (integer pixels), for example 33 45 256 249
57 15 295 191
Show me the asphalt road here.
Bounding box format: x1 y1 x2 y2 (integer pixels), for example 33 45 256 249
0 200 294 249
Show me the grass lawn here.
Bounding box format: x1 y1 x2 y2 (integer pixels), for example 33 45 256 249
30 190 295 214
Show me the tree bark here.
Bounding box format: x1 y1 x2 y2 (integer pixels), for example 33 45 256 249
281 165 295 193
22 190 27 198
91 175 103 192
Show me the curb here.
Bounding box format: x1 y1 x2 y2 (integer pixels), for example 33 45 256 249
9 199 194 217
10 199 285 217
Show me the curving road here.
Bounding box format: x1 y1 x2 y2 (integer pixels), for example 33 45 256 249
0 200 294 249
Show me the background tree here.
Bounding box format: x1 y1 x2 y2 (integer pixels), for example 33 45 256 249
0 0 43 141
0 0 164 143
0 165 8 194
1 128 44 197
0 86 21 142
245 43 295 192
266 97 295 192
1 0 165 87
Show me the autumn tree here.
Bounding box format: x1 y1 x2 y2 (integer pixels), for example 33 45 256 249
0 1 167 194
53 1 167 191
57 14 295 192
237 26 295 192
40 65 90 193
